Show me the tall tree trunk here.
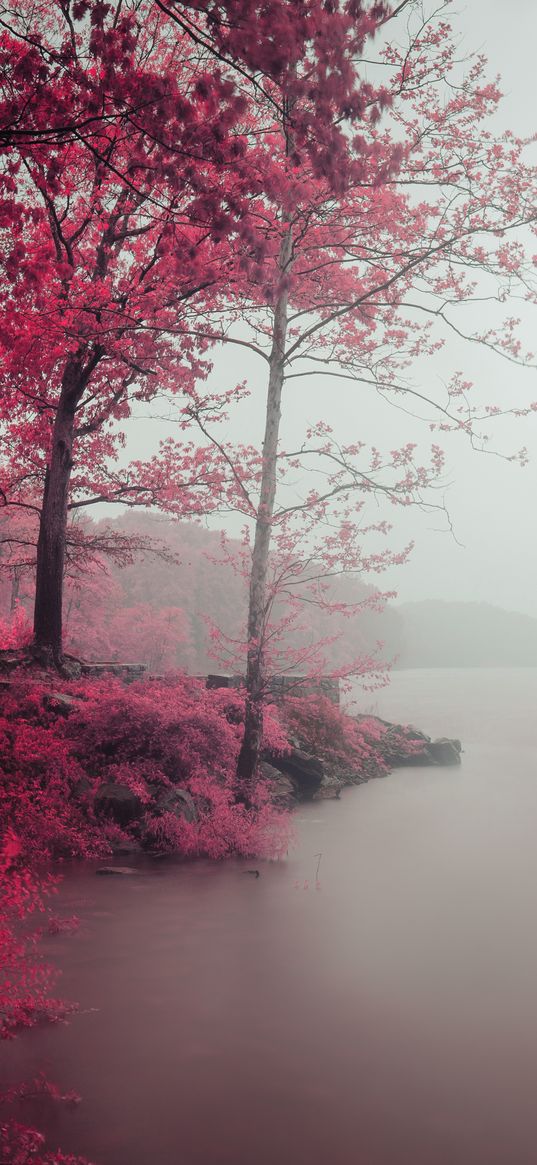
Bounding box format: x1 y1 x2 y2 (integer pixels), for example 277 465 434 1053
33 398 76 665
33 352 98 668
236 228 293 790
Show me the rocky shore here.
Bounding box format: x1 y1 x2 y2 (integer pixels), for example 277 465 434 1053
0 666 462 861
90 711 462 832
261 716 462 809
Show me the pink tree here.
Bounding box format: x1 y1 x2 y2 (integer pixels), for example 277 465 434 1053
0 0 265 669
176 3 537 787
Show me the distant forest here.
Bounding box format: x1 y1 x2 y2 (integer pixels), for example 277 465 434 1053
395 600 537 668
2 512 537 671
0 513 402 674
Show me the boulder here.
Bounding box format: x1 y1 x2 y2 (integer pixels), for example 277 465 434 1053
348 714 462 771
263 748 324 798
328 767 370 787
110 840 143 856
313 779 343 801
94 783 144 827
428 737 462 766
59 656 82 680
70 776 92 802
0 649 26 673
259 762 297 809
81 661 146 683
153 786 197 823
385 731 462 767
43 692 80 717
96 866 138 876
380 726 431 767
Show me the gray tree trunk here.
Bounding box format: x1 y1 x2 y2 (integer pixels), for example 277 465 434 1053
236 228 293 790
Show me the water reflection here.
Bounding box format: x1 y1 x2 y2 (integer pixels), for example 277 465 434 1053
4 669 537 1165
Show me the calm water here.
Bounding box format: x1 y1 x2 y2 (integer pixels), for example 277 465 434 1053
4 668 537 1165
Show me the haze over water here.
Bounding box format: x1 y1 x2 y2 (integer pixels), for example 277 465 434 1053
5 668 537 1165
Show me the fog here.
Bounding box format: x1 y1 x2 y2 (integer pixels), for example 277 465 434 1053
112 1 537 621
5 12 537 1163
8 669 537 1165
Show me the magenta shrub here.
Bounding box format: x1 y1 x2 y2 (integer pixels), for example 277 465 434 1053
0 607 33 651
0 831 67 1040
283 694 389 773
0 674 294 1161
0 673 291 865
0 677 395 1164
65 675 291 859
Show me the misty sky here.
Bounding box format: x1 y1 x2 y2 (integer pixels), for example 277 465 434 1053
124 1 537 619
391 0 537 616
389 0 537 618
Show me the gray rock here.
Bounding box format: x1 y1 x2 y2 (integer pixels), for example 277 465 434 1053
313 779 343 801
94 783 144 826
60 657 82 680
70 776 91 801
429 737 462 766
325 765 370 787
263 748 324 798
110 840 142 856
259 762 297 808
96 866 138 876
384 731 462 767
153 786 197 823
43 692 79 716
81 662 146 683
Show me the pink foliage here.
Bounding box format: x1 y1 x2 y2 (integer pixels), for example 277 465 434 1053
0 674 291 865
0 681 107 862
0 1121 91 1165
0 831 87 1163
66 675 291 858
0 832 65 1040
0 673 294 1161
0 606 33 650
283 694 389 774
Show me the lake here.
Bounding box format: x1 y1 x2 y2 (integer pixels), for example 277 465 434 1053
4 668 537 1165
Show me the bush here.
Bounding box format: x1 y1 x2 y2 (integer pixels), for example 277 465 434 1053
0 606 33 651
0 674 291 864
65 675 291 859
282 693 389 775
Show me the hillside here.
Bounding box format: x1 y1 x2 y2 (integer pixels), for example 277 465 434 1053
6 509 536 671
96 514 404 673
0 512 403 674
396 601 537 668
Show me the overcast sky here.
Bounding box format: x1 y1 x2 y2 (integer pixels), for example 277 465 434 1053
387 0 537 615
124 0 537 618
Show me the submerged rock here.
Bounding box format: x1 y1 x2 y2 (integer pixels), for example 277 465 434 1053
110 840 142 857
96 866 138 876
428 737 462 766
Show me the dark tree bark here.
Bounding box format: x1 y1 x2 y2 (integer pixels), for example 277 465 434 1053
33 349 102 668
